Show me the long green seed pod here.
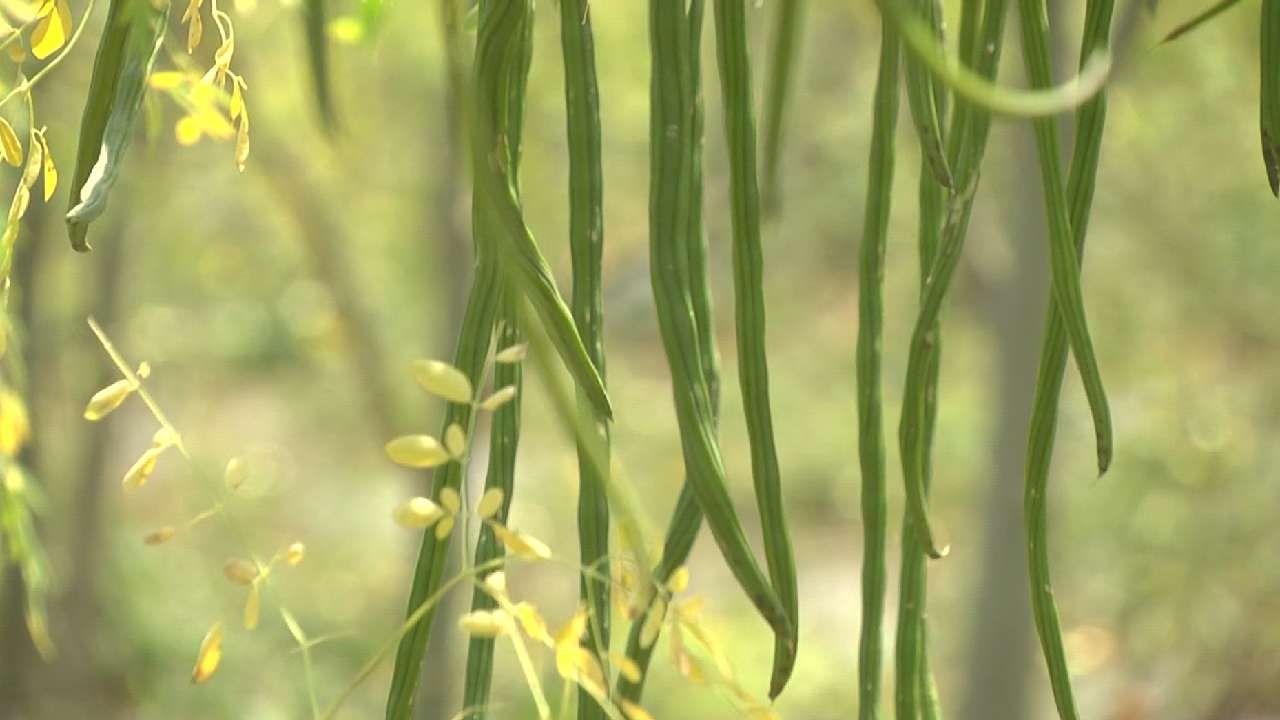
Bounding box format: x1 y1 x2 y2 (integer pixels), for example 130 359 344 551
646 0 793 697
460 295 523 720
557 1 612 717
896 143 948 720
1017 0 1113 482
1262 0 1280 196
302 0 336 132
710 0 799 696
1022 1 1115 718
901 0 953 188
854 15 899 720
760 0 805 215
66 0 169 251
897 0 1008 562
384 3 531 716
618 0 715 701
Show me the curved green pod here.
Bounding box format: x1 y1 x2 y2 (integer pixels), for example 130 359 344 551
1017 0 1113 482
897 0 1008 562
619 0 717 700
66 0 169 252
556 1 612 717
854 15 899 720
710 0 799 696
646 0 793 698
1022 0 1115 718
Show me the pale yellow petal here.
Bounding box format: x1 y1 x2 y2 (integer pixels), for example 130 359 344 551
476 487 504 519
477 385 517 412
83 378 134 420
443 423 466 459
384 435 450 468
191 622 223 683
391 497 445 529
410 359 473 404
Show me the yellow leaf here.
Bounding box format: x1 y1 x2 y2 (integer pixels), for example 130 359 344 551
494 343 528 363
229 82 243 119
439 486 461 514
175 115 203 146
234 115 249 172
613 653 642 684
410 359 473 404
143 526 177 545
286 542 305 566
38 131 55 202
554 609 588 655
8 183 29 224
512 601 552 645
433 515 455 540
476 487 503 519
392 497 445 529
620 701 656 720
490 522 552 561
443 423 466 459
481 571 506 596
21 131 41 189
639 598 666 650
243 583 261 630
667 566 690 594
84 378 135 420
223 457 247 490
0 390 31 456
150 71 188 90
458 610 508 638
122 445 165 490
223 558 258 586
0 118 22 167
187 11 202 52
477 385 517 412
191 622 223 683
30 0 70 60
384 435 450 468
326 16 363 44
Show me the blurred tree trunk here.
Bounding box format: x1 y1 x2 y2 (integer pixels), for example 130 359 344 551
957 146 1047 720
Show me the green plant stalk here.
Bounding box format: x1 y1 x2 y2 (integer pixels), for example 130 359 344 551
617 0 717 701
760 0 805 215
902 0 953 188
462 294 523 720
1017 0 1113 483
897 0 1007 561
1162 0 1244 43
645 0 793 700
385 2 531 716
710 0 799 697
557 1 612 717
854 15 899 720
302 0 336 132
1262 0 1280 196
1022 1 1115 718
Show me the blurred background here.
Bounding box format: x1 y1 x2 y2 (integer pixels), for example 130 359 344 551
0 0 1277 718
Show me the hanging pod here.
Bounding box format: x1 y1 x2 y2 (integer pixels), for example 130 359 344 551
66 0 169 251
896 0 1008 562
710 0 799 696
557 0 612 717
854 14 899 720
760 0 806 215
1021 0 1116 718
385 2 528 717
642 0 793 700
1262 0 1280 195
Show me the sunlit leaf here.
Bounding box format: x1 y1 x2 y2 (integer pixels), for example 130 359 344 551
30 0 71 60
191 622 223 683
0 118 22 167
